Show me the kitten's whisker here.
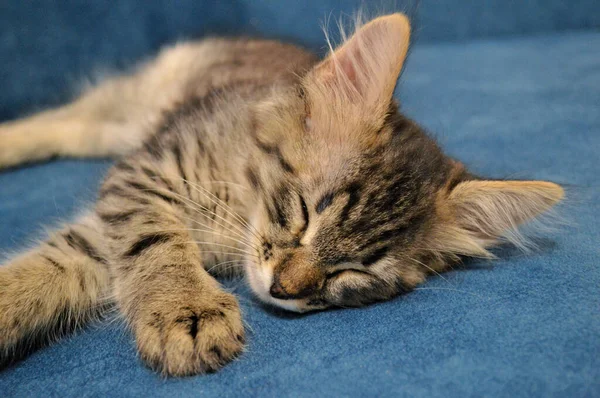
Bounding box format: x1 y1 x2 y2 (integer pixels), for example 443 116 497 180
206 259 246 274
213 264 246 276
409 257 452 285
193 241 257 256
204 180 249 191
182 178 263 241
149 175 252 233
176 191 257 245
149 227 255 250
150 186 254 244
179 214 253 247
159 175 262 242
200 251 252 258
187 228 254 250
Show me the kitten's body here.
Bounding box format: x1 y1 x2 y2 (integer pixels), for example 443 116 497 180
0 15 563 376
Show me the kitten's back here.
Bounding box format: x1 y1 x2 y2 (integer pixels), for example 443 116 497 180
0 38 317 169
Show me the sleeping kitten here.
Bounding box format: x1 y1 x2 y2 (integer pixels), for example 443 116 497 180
0 14 563 376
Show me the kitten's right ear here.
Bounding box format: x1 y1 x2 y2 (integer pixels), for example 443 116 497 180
310 13 410 114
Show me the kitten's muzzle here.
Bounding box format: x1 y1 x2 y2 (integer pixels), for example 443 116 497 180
269 250 324 300
269 275 318 300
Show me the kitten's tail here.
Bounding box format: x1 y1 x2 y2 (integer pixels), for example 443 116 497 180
0 212 112 369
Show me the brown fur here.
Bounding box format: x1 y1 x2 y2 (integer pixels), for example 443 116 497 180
0 14 563 376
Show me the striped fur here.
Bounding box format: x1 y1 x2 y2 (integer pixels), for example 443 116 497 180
0 14 563 376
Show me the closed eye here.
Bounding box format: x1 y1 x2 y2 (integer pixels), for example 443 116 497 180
326 263 370 279
286 195 309 247
299 195 309 230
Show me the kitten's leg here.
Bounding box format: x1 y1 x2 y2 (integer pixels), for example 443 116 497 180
0 212 111 368
0 41 216 170
0 76 155 169
97 175 245 376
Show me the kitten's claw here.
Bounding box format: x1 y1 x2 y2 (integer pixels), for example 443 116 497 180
134 292 245 376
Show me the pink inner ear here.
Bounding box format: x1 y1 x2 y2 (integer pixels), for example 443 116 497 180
331 44 368 97
337 50 358 87
313 14 411 106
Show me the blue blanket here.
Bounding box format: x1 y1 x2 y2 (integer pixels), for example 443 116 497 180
1 2 599 396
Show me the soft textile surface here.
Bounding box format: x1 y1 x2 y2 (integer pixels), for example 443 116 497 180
1 30 598 397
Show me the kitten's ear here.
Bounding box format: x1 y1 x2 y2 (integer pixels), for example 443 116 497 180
447 180 564 246
313 13 410 110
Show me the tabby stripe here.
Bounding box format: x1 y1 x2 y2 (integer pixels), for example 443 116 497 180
358 212 426 252
42 255 65 272
300 195 309 230
98 184 127 199
114 161 135 172
98 184 149 204
63 229 107 264
255 140 295 174
144 136 164 160
125 233 172 257
316 192 335 214
272 201 287 228
124 180 182 205
77 271 86 291
99 209 139 224
245 165 262 191
140 166 176 192
196 138 206 156
361 246 389 266
358 224 407 252
171 143 190 194
338 183 361 225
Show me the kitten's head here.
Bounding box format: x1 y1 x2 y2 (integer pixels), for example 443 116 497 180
244 14 563 312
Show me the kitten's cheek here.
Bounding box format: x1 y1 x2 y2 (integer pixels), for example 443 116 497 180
246 264 270 302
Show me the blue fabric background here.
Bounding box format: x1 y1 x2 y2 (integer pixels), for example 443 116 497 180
0 1 599 397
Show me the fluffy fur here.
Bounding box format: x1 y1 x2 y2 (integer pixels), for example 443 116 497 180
0 14 563 376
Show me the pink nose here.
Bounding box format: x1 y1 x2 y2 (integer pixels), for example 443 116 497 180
269 277 318 300
269 280 288 299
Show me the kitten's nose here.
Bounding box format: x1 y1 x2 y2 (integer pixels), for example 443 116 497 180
269 277 318 300
269 279 289 299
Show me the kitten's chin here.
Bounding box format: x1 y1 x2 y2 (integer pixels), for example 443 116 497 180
246 262 310 313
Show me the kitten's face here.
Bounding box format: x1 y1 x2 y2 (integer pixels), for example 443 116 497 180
245 99 454 312
244 14 563 312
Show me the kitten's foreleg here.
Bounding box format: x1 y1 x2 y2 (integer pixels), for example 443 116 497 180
98 186 245 376
0 212 111 368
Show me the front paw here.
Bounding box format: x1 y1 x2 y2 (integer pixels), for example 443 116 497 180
134 292 245 376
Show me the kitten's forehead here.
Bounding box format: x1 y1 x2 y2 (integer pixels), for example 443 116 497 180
311 167 433 263
257 98 454 265
301 116 454 265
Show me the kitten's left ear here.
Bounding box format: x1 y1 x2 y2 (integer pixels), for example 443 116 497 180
313 13 410 111
445 180 564 252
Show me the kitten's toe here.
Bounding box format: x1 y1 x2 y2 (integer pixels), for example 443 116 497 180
135 292 245 376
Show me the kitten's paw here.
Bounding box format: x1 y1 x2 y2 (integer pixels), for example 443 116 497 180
135 292 245 376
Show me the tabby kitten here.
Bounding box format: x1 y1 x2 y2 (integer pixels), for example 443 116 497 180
0 14 563 376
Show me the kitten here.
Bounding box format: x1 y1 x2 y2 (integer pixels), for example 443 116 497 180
0 14 563 376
